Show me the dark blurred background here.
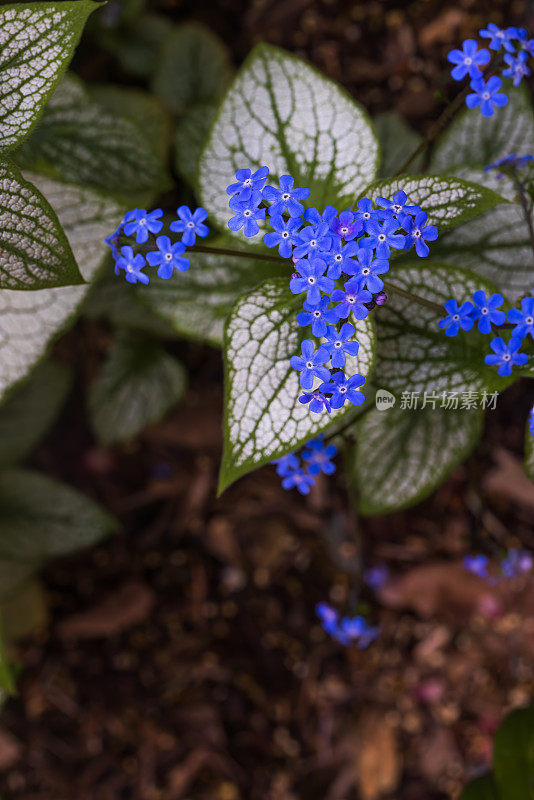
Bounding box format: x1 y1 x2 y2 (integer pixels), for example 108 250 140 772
1 1 534 799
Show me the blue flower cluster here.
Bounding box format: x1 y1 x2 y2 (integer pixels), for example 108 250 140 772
316 602 380 648
105 206 209 285
439 290 532 377
272 436 337 495
448 25 534 116
226 167 438 414
464 549 533 583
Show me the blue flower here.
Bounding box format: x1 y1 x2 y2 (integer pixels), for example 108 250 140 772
302 436 337 475
469 290 505 333
479 23 518 52
105 224 122 259
319 371 366 409
400 211 438 257
272 453 299 477
323 323 360 368
517 28 534 56
331 278 372 320
350 248 389 292
304 205 338 226
507 296 534 339
299 390 332 414
485 154 534 176
439 299 475 337
501 548 533 578
228 191 266 237
296 296 339 337
484 336 528 376
293 223 332 259
330 209 364 240
281 467 315 495
375 190 420 219
289 257 334 306
364 564 389 590
353 199 379 233
466 76 508 117
503 51 531 86
263 214 301 258
115 246 149 285
146 236 189 278
530 405 534 436
170 206 209 246
464 554 490 579
226 166 269 200
290 339 331 390
123 208 163 244
339 616 380 649
263 175 311 217
325 238 359 279
316 603 341 639
447 39 490 80
360 218 405 259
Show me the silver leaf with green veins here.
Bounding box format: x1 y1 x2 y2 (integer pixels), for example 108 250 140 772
219 278 375 492
0 174 124 401
199 44 379 235
352 404 483 514
0 160 82 289
0 0 97 152
361 175 506 232
376 261 510 395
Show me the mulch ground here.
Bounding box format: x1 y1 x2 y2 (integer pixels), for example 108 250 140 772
0 1 533 798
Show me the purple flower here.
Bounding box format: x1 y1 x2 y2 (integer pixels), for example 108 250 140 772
501 548 533 578
375 190 420 219
319 371 366 409
401 211 438 257
466 76 508 117
331 278 372 320
360 217 405 259
484 336 528 376
508 296 534 339
464 554 490 579
293 222 332 259
302 436 337 476
115 245 149 285
282 468 315 495
228 191 266 237
353 199 377 233
330 209 363 240
323 323 360 368
299 390 332 414
364 564 389 590
479 23 518 52
469 290 505 334
325 238 359 279
290 339 331 390
263 174 311 217
146 236 190 278
447 39 490 81
226 166 269 200
339 616 380 649
123 208 163 244
272 453 300 477
296 295 339 337
290 257 334 306
503 50 531 87
350 248 389 292
169 206 209 246
263 214 301 258
439 299 475 337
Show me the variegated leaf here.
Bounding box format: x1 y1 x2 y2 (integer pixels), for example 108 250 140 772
0 160 82 289
0 174 124 401
376 261 511 395
15 76 169 201
351 404 483 514
361 175 506 232
0 0 96 152
199 43 379 236
219 278 375 493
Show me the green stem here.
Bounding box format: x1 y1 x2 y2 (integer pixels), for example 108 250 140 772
513 176 534 256
193 243 282 264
